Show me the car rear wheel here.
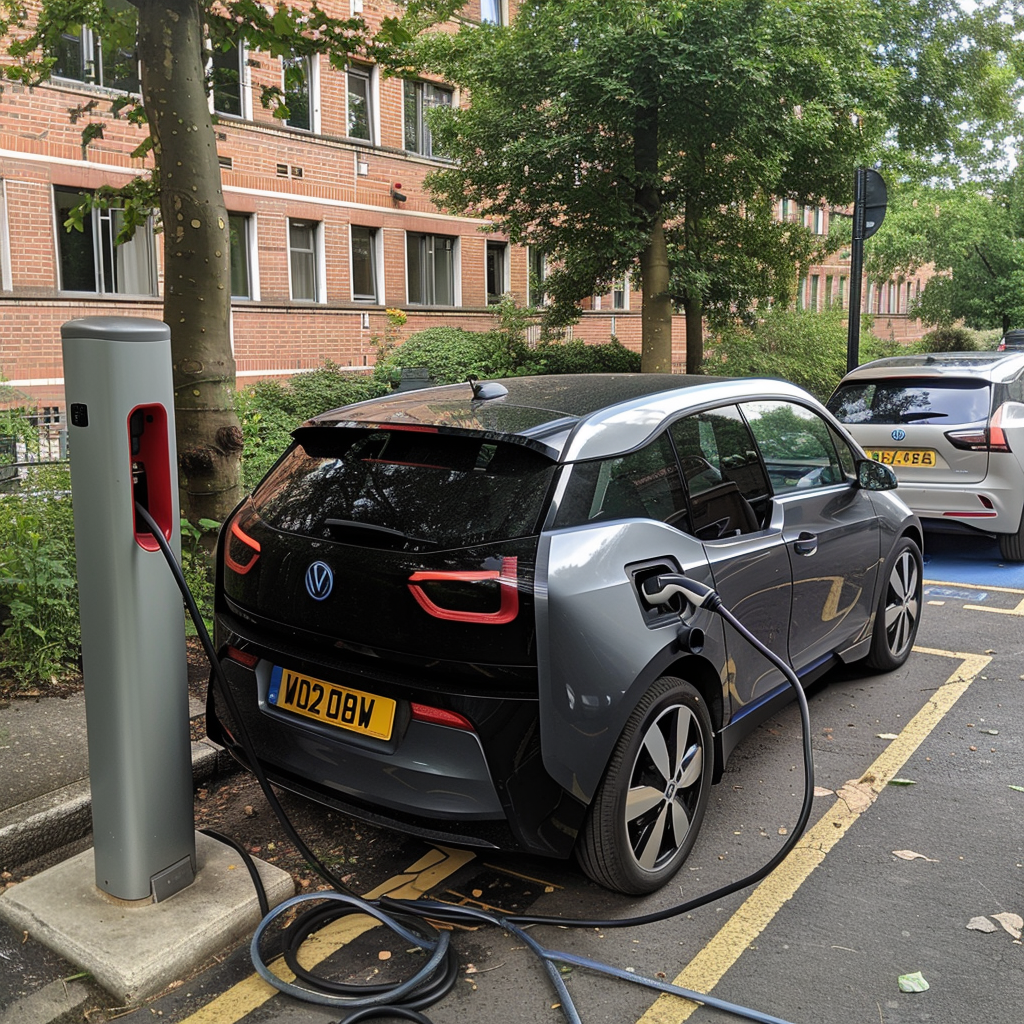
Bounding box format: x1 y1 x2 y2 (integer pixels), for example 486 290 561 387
576 677 713 894
865 536 922 672
997 511 1024 562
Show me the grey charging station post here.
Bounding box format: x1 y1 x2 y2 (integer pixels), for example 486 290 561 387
62 316 195 903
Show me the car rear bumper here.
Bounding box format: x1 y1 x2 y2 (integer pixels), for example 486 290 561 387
893 480 1023 535
206 623 586 859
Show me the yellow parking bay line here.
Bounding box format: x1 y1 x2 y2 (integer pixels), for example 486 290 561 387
176 845 475 1024
638 647 990 1024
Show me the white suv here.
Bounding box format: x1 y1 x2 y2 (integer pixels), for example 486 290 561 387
828 352 1024 560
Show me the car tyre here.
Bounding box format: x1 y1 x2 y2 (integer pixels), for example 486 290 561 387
576 676 713 895
864 536 922 672
997 511 1024 562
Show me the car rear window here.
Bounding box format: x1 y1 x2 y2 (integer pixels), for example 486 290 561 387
251 428 557 551
827 378 991 426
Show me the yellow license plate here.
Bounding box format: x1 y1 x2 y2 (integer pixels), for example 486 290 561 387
269 667 396 741
866 448 936 467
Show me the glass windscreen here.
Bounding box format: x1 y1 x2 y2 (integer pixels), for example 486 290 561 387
827 379 991 426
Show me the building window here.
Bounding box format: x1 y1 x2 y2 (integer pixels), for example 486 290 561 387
351 225 379 303
54 186 156 295
809 275 819 312
228 213 253 299
824 274 834 310
50 0 139 91
346 65 375 142
283 54 315 132
211 36 247 118
837 275 846 310
0 179 10 292
288 219 321 302
812 207 825 234
481 0 504 24
796 275 807 310
780 198 792 222
612 276 628 310
404 79 453 157
486 241 507 304
407 233 456 305
528 247 547 306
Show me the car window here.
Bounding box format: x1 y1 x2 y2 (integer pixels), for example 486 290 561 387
741 401 845 495
554 433 687 528
252 429 557 551
827 379 991 425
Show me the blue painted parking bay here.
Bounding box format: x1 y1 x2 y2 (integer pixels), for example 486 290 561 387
921 524 1024 591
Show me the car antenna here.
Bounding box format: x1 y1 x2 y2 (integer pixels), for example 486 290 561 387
467 375 509 401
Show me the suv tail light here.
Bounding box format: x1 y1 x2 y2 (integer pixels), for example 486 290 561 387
944 406 1011 453
408 557 518 624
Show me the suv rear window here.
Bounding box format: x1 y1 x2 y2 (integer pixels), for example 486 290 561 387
252 428 557 551
827 378 991 426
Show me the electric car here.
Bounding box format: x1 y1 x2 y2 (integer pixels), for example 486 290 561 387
208 374 922 894
828 352 1024 561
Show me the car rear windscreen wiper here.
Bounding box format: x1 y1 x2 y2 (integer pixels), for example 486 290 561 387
324 519 435 550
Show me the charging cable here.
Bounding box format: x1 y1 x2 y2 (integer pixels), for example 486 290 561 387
139 505 813 1023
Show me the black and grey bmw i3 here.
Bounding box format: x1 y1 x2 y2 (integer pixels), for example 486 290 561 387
208 373 922 894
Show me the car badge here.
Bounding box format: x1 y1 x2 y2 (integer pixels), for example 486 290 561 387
305 561 334 601
891 428 906 441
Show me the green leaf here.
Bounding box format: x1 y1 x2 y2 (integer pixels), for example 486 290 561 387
888 778 917 786
198 518 222 531
1009 785 1024 793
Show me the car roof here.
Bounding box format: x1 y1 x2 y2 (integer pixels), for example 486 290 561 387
839 352 1024 385
307 373 823 462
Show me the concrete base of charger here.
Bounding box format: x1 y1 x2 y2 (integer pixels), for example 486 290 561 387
0 831 294 1005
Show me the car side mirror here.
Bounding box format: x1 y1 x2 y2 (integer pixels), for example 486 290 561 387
857 459 898 491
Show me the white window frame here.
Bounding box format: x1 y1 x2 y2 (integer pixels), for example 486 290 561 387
406 232 459 306
350 224 382 303
287 218 324 303
282 53 320 133
228 212 259 300
528 246 547 306
210 36 252 120
346 64 378 144
403 79 454 157
485 240 508 305
0 179 11 292
612 276 628 310
52 186 158 296
481 0 506 25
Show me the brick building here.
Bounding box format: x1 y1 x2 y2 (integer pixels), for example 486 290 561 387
0 0 928 415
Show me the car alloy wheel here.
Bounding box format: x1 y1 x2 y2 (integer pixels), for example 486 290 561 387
866 537 922 672
577 677 713 894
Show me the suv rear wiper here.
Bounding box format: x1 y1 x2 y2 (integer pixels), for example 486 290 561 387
899 411 947 422
324 519 435 550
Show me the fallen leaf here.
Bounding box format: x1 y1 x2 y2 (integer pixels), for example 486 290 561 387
892 850 938 862
778 827 788 835
967 917 997 933
472 889 483 898
888 778 917 786
876 733 899 740
837 780 877 813
378 951 392 961
979 729 999 735
813 786 834 797
992 912 1023 939
465 964 477 974
1009 785 1024 793
898 971 929 993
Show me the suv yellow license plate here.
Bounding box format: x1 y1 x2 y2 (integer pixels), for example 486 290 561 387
269 666 396 741
866 448 936 467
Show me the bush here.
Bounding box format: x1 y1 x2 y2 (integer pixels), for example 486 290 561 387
919 327 978 352
373 327 497 386
525 336 641 375
0 465 81 688
702 308 858 402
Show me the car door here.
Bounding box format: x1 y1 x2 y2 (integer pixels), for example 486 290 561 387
739 400 880 672
669 407 793 706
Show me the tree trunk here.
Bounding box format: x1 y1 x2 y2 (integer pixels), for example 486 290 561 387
135 0 242 525
683 292 704 374
639 216 673 373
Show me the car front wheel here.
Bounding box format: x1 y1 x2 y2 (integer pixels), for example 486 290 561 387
576 677 713 894
865 536 922 672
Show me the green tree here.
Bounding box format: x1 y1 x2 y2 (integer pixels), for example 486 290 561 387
0 0 376 523
399 0 1024 373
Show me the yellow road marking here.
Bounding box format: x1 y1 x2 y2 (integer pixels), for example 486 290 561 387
175 845 475 1024
637 647 990 1024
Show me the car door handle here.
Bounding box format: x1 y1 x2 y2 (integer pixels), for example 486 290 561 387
793 531 818 556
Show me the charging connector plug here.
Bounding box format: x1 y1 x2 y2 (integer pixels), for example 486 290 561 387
641 572 722 613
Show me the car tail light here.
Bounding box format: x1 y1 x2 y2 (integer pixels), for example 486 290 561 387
410 703 475 731
224 506 261 576
408 556 518 624
225 646 259 668
944 407 1011 453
